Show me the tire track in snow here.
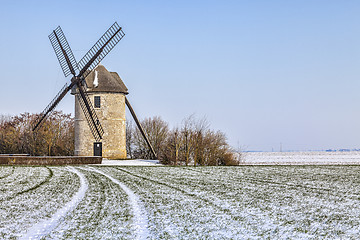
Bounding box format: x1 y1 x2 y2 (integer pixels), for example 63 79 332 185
20 167 87 240
83 166 149 240
0 167 53 202
116 168 258 237
116 167 238 217
116 167 281 235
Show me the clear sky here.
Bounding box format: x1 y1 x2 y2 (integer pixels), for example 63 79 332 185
1 0 360 151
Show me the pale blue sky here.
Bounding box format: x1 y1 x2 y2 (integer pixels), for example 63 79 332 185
1 0 360 151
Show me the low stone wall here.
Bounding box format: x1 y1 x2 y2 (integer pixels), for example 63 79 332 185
0 156 102 165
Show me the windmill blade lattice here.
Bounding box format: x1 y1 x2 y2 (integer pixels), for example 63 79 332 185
49 26 78 77
78 22 125 78
32 83 73 131
76 83 104 142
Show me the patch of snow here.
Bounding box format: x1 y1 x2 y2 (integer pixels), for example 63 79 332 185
93 70 98 87
20 167 88 240
84 167 149 240
100 159 162 166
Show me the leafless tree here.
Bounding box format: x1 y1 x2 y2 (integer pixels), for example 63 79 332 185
0 111 74 156
133 116 169 159
157 114 238 166
161 127 182 165
126 119 135 158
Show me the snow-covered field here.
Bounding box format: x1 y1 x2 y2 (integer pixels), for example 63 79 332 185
1 165 360 239
243 151 360 164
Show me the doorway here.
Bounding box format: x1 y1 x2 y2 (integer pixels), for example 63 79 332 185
94 142 102 156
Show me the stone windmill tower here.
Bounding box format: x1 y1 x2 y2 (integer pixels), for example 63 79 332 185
72 64 128 159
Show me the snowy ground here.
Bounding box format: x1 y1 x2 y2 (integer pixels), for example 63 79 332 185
1 165 360 239
100 159 162 166
243 151 360 164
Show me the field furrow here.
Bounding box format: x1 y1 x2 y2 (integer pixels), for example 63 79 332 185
1 165 360 239
0 167 52 201
112 166 360 238
0 167 79 239
0 166 14 180
104 167 255 239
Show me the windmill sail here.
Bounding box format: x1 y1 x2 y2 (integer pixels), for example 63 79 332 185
78 22 125 78
49 26 78 77
32 83 73 131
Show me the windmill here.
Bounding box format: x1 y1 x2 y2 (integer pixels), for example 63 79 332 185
32 22 157 158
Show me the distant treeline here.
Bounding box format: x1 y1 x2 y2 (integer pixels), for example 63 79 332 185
0 112 239 165
0 111 74 156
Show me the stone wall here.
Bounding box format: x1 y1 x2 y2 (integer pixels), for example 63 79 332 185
0 156 102 165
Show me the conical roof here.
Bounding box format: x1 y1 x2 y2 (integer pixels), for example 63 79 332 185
83 64 128 94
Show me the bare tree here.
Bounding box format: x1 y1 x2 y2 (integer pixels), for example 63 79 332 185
192 116 209 166
235 142 244 164
0 111 74 156
161 127 182 165
180 115 195 166
156 114 238 166
126 119 135 158
133 116 169 159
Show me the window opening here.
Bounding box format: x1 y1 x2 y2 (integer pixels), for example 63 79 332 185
94 96 101 108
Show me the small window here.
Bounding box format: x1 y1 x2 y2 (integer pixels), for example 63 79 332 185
94 96 101 108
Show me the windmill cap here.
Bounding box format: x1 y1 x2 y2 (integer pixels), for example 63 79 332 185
79 64 128 94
